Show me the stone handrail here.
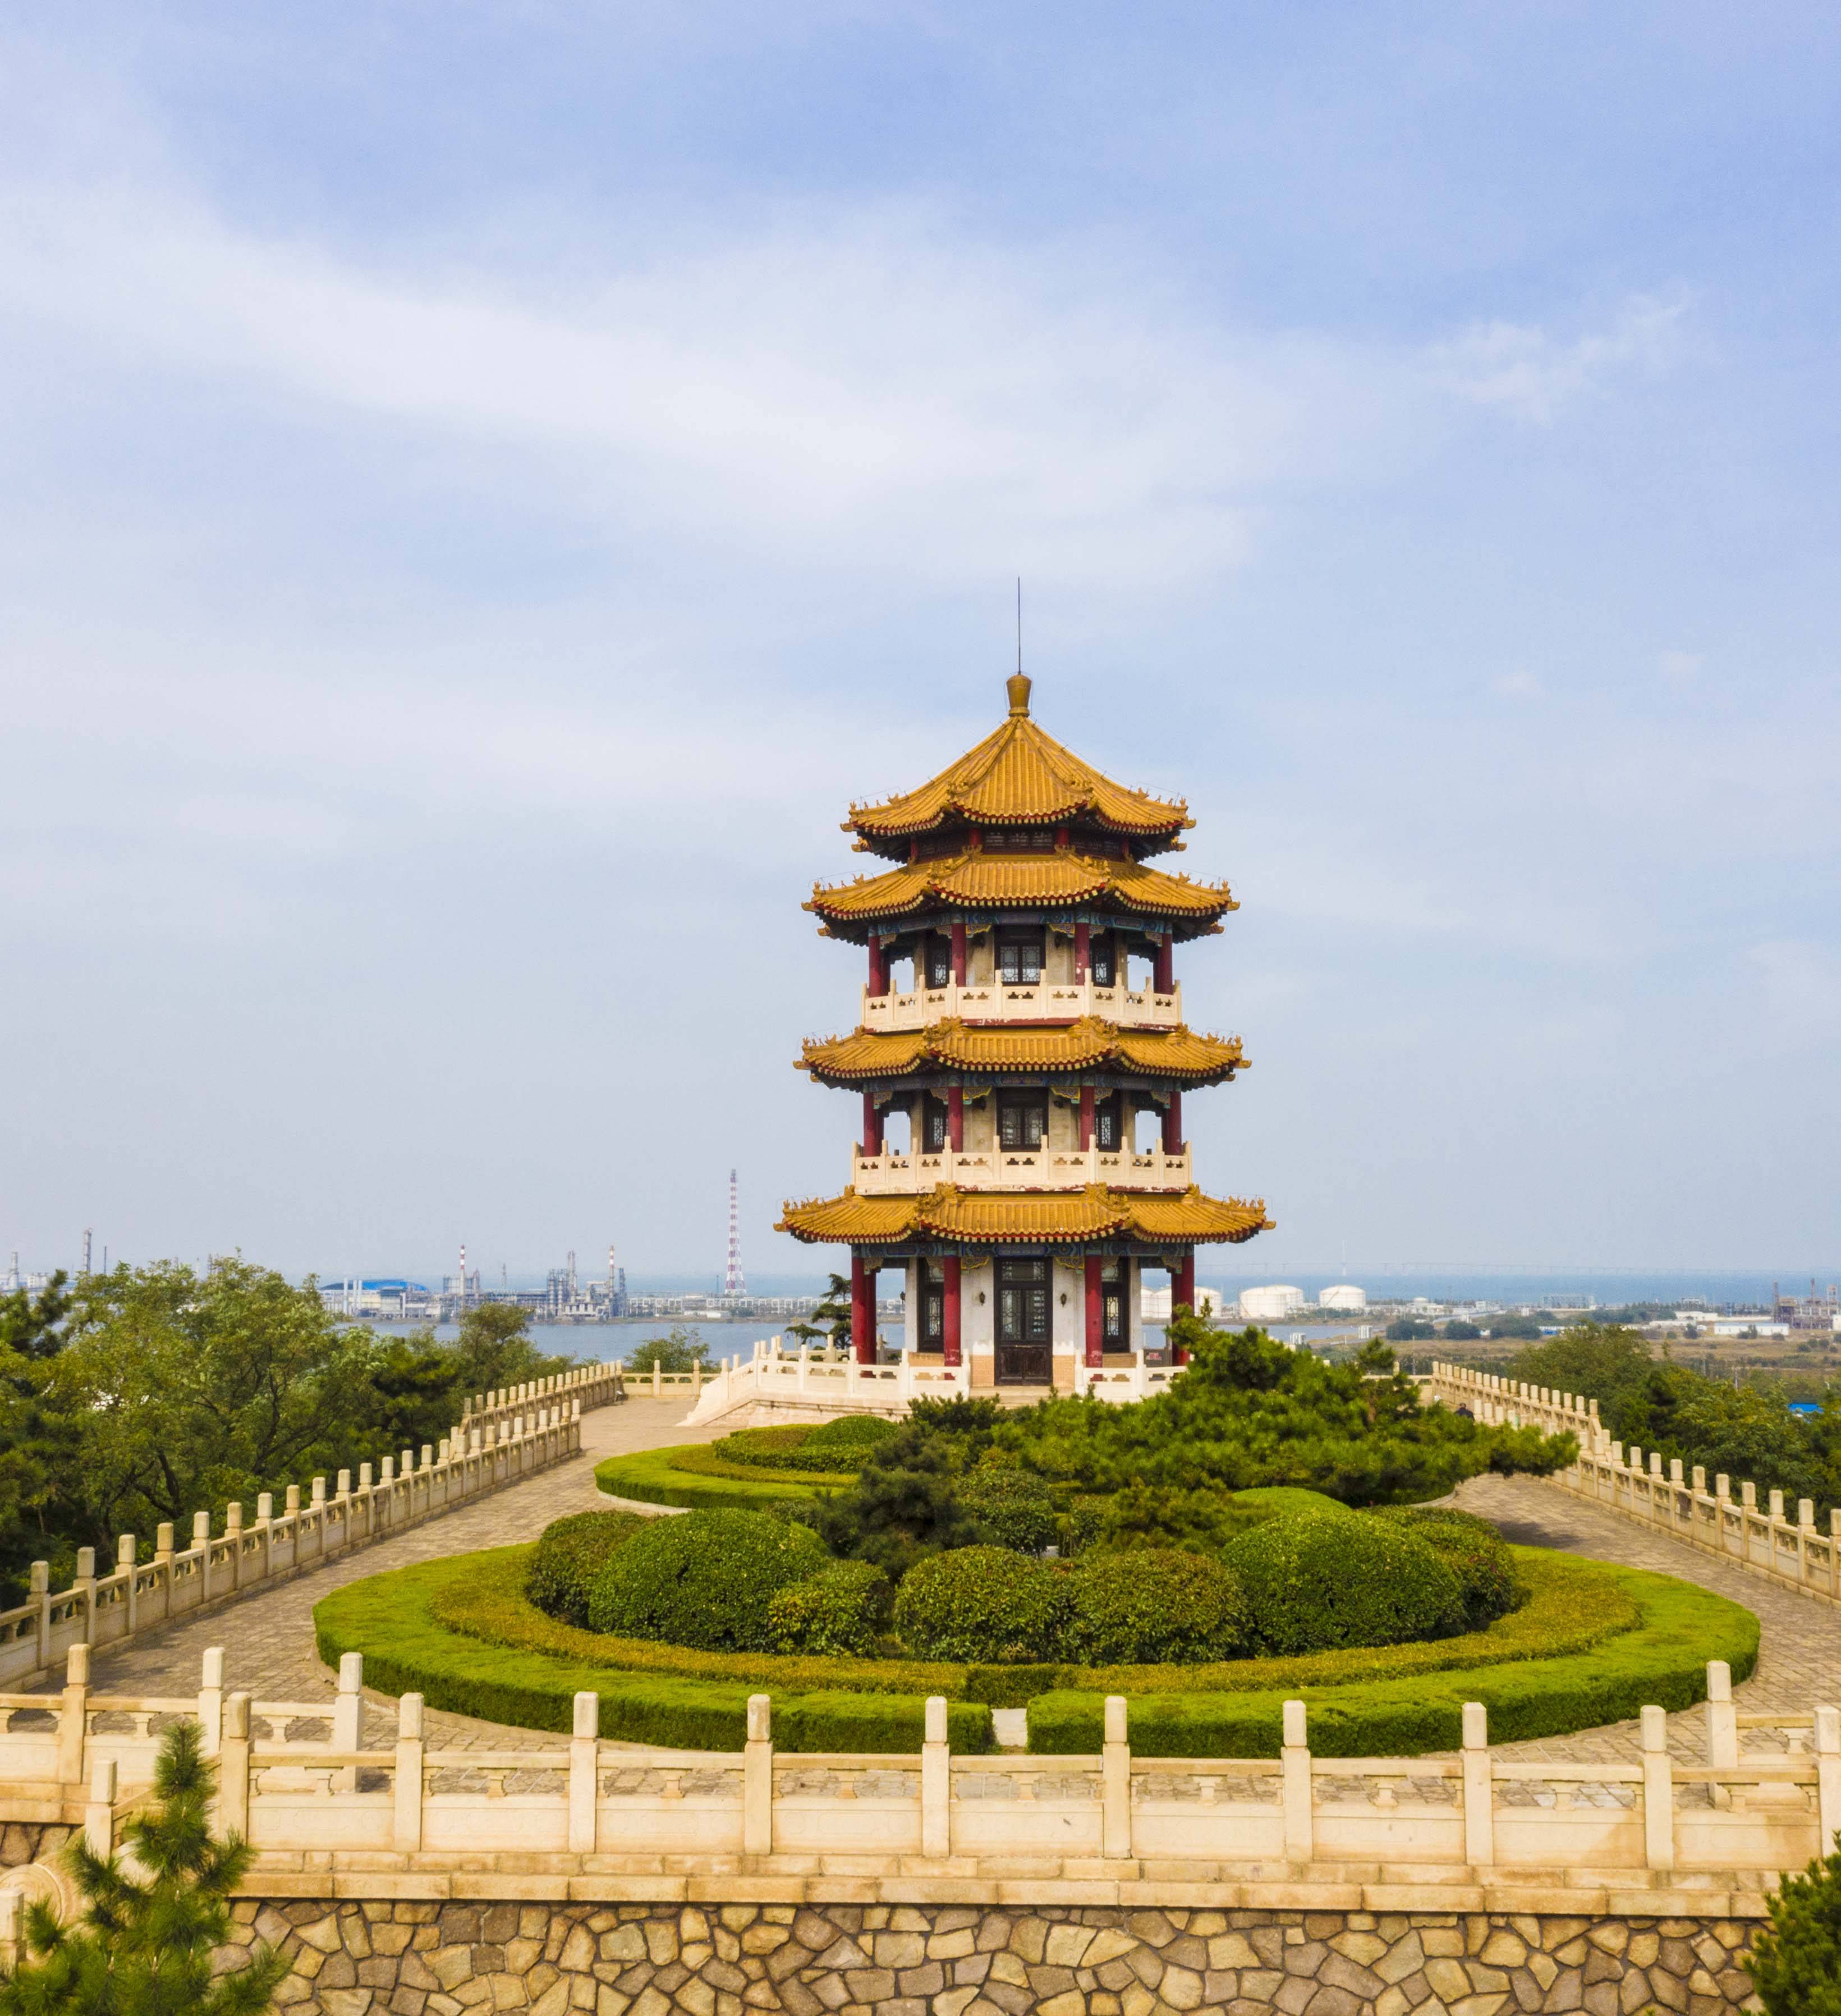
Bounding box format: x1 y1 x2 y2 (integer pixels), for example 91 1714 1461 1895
0 1388 601 1692
6 1649 1836 1915
860 977 1182 1034
460 1361 624 1434
1430 1360 1841 1607
851 1142 1192 1195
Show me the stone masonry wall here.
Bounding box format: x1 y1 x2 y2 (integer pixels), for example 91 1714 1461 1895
224 1900 1764 2016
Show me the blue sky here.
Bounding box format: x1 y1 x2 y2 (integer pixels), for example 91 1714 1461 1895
3 3 1839 1284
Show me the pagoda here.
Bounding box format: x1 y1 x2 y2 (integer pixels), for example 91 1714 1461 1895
778 671 1271 1390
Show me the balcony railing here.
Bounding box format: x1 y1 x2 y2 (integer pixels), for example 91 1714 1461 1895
851 1142 1191 1195
860 978 1181 1032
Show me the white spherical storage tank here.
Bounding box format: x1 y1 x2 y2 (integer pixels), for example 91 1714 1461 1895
1238 1284 1305 1321
1319 1284 1368 1311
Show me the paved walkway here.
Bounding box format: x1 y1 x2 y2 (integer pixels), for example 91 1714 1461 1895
67 1397 725 1752
1447 1473 1841 1762
63 1411 1841 1762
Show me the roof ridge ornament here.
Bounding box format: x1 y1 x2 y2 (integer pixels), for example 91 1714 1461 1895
1007 671 1032 718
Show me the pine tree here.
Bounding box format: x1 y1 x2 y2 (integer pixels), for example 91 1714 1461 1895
0 1719 288 2014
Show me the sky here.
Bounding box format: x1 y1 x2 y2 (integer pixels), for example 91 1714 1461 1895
3 2 1840 1287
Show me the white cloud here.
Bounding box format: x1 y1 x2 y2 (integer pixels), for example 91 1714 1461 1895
1433 296 1686 424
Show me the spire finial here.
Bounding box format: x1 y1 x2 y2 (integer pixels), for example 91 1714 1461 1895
1007 671 1032 716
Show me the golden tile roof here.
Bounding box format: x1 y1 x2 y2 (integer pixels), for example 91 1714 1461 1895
847 675 1191 855
808 850 1234 935
799 1017 1247 1088
777 1183 1272 1247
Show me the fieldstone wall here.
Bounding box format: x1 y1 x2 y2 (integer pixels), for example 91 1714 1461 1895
224 1900 1765 2016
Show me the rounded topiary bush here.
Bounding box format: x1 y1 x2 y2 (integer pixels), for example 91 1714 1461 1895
1223 1512 1467 1655
525 1510 647 1627
959 1465 1058 1554
586 1508 830 1651
713 1413 898 1474
765 1560 891 1656
1370 1506 1522 1631
893 1546 1070 1663
1061 1549 1249 1665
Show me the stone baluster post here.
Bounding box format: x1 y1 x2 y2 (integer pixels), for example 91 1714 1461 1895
1817 1705 1841 1856
333 1651 364 1792
393 1693 424 1852
118 1533 137 1635
1641 1706 1674 1870
1280 1701 1312 1863
1705 1661 1738 1769
1461 1702 1493 1866
29 1562 49 1671
220 1693 251 1839
73 1546 95 1641
85 1757 117 1858
57 1644 89 1787
920 1696 951 1859
743 1694 773 1857
570 1693 599 1854
199 1647 226 1756
1101 1694 1131 1859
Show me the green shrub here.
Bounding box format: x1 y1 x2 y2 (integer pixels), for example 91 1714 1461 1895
525 1510 648 1626
959 1465 1058 1554
766 1562 890 1657
314 1550 994 1753
1369 1505 1522 1630
595 1446 846 1510
1061 1549 1248 1664
586 1508 830 1650
893 1546 1070 1662
710 1415 896 1474
1224 1512 1465 1654
1747 1849 1841 2015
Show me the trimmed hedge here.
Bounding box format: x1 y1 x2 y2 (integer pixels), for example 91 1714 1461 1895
893 1547 1069 1662
586 1509 829 1649
1224 1513 1465 1653
594 1446 849 1510
314 1549 995 1753
712 1416 897 1473
1370 1505 1522 1631
1027 1549 1759 1756
767 1562 890 1656
525 1510 646 1627
1062 1550 1248 1665
959 1467 1059 1554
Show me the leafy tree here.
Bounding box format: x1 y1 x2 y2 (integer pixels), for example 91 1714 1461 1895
447 1302 572 1397
0 1275 85 1600
1442 1319 1482 1340
1488 1314 1545 1339
1747 1848 1841 2015
0 1717 287 2014
1386 1317 1437 1340
787 1274 851 1351
625 1326 715 1375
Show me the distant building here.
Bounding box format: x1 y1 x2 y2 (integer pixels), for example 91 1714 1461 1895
1319 1284 1367 1312
1239 1284 1305 1322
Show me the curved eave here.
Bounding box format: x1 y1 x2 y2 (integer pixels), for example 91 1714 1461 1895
807 852 1236 943
775 1183 1273 1248
797 1018 1248 1089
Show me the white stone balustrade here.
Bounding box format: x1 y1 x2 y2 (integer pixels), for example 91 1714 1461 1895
860 977 1182 1033
0 1363 623 1691
5 1650 1835 1908
682 1337 1174 1424
850 1142 1192 1195
1429 1360 1841 1609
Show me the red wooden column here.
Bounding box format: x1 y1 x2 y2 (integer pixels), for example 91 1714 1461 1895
1084 1255 1104 1368
862 1092 884 1156
851 1254 875 1364
1079 1086 1095 1149
951 921 967 985
1162 1090 1183 1155
1172 1252 1196 1362
1074 922 1090 982
943 1256 962 1367
868 937 888 995
947 1085 963 1151
1153 935 1174 994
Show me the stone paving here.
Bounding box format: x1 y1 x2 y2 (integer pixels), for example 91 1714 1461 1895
64 1396 723 1753
60 1407 1841 1763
